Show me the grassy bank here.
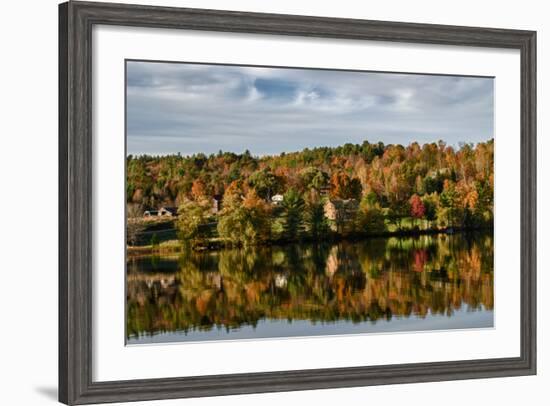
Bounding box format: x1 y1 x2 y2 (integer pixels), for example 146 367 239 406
127 225 493 257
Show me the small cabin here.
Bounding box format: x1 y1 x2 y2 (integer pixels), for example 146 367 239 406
212 195 222 214
158 207 177 217
324 199 359 230
271 194 284 205
143 210 158 218
319 186 331 196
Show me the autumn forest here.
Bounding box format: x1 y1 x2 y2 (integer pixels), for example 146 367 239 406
126 138 494 250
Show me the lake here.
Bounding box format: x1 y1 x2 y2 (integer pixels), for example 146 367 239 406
126 232 494 344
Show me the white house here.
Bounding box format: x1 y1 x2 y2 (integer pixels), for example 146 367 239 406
158 207 177 217
271 194 284 205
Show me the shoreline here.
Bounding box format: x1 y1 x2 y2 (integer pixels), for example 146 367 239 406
127 226 493 257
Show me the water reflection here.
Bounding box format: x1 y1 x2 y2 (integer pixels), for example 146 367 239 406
127 232 493 343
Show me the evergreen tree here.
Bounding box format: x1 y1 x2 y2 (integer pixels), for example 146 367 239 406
281 188 305 240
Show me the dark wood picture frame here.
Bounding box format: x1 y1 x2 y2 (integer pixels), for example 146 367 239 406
59 1 537 404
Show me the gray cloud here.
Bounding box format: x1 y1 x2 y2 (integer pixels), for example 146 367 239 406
126 61 494 156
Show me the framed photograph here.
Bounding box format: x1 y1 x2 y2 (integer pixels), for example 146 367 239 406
59 1 536 404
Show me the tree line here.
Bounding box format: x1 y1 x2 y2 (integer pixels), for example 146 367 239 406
127 139 493 247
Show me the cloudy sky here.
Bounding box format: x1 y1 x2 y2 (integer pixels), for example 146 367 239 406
126 61 494 156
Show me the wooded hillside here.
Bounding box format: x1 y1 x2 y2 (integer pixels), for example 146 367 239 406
127 139 493 247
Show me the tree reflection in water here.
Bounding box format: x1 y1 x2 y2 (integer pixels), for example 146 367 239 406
126 232 493 341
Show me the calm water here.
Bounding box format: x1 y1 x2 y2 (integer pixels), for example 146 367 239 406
126 232 494 344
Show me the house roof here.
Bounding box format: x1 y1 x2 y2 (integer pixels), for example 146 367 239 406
159 206 177 213
326 199 359 209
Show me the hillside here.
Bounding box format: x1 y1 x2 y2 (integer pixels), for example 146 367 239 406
127 139 493 248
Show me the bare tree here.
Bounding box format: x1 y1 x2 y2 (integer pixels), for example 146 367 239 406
127 203 144 219
127 203 145 246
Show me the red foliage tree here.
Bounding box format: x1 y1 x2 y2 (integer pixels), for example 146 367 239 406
191 179 207 200
330 172 362 200
410 194 426 220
